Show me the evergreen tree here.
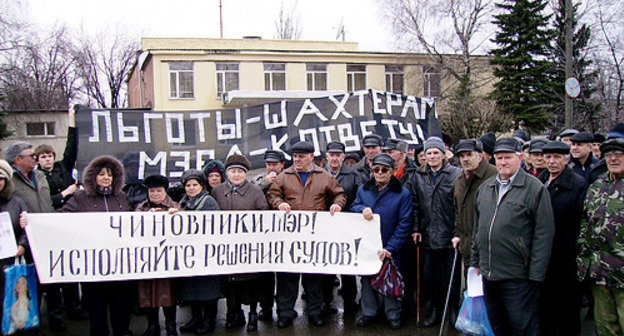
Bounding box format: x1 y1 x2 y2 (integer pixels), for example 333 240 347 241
489 0 554 131
546 0 601 132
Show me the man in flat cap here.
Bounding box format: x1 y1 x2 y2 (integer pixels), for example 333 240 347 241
569 131 600 182
250 150 287 321
321 141 363 315
589 124 624 184
559 128 579 146
527 139 548 178
253 150 286 196
354 134 383 180
471 138 554 335
384 139 418 186
410 136 461 327
537 141 586 336
592 133 606 159
578 138 624 335
344 152 360 168
452 139 497 284
267 141 346 328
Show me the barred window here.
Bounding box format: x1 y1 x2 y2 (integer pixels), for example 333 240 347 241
169 62 194 99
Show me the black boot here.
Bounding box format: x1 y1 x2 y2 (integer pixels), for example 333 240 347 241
163 306 178 336
225 309 246 329
141 308 160 336
195 301 217 335
247 312 258 332
422 307 440 327
179 304 202 333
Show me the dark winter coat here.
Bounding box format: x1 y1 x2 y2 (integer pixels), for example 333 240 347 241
136 195 180 308
11 168 53 214
411 161 462 249
471 169 555 282
38 126 78 209
354 157 372 181
326 164 363 210
569 153 600 182
177 189 222 301
538 166 586 323
351 177 412 271
0 180 29 261
58 156 132 213
454 159 498 263
538 167 586 274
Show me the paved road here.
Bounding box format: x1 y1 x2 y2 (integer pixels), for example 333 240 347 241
41 298 596 336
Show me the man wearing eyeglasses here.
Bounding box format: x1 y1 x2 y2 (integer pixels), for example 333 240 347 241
578 138 624 336
5 142 53 214
5 141 57 330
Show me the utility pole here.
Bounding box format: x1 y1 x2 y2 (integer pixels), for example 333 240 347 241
219 0 224 38
564 0 573 127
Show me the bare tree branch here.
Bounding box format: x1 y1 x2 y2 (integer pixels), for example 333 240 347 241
274 1 303 40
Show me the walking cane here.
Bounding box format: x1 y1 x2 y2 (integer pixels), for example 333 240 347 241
439 249 459 336
416 244 421 325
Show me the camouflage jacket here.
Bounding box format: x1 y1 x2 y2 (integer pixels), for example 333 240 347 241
577 173 624 288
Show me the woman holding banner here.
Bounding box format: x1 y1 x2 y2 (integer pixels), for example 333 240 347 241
211 154 268 332
177 169 222 335
57 155 134 336
135 174 181 336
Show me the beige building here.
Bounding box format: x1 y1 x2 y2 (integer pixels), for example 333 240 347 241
128 37 493 111
0 110 71 160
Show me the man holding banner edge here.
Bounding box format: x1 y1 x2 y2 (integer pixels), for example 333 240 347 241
267 140 347 328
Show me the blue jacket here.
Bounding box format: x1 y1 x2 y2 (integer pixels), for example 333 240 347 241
351 177 412 269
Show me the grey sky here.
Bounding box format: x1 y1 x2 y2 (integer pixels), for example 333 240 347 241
26 0 397 51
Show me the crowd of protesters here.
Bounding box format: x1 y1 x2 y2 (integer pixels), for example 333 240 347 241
2 107 624 336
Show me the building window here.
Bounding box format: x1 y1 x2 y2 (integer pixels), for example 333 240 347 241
216 63 240 98
169 62 194 99
264 63 286 91
347 64 366 92
26 122 55 137
306 63 328 91
423 66 441 97
385 65 404 94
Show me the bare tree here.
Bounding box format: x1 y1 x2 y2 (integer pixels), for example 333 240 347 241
0 26 77 110
274 1 303 40
72 28 139 108
380 0 494 86
380 0 504 137
0 0 26 53
590 2 624 131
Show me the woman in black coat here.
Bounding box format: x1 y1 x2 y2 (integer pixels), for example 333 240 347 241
177 169 222 335
54 155 134 336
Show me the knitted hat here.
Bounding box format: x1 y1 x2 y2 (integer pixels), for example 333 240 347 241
224 154 251 172
0 159 13 179
479 132 496 156
607 123 624 140
423 136 446 154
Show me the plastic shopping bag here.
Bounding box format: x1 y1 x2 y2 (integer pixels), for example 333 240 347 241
455 291 495 336
2 258 40 335
370 258 404 300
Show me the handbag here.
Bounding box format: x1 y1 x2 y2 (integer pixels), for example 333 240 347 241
2 257 40 335
455 291 495 336
370 257 404 300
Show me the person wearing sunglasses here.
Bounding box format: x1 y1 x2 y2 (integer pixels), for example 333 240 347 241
351 153 412 330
